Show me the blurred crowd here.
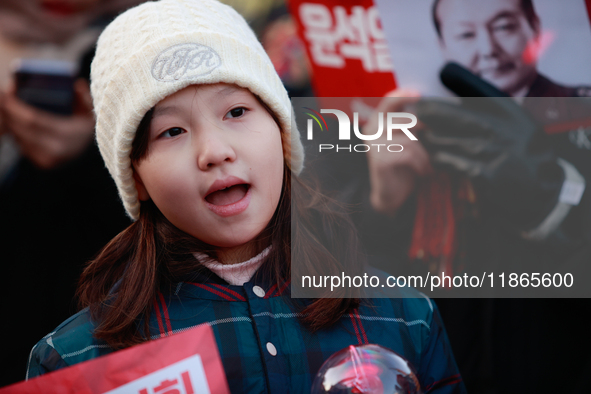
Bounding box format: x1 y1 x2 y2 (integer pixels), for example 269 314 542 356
0 0 149 386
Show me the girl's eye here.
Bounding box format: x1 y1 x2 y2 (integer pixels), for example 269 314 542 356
226 107 247 119
161 127 185 138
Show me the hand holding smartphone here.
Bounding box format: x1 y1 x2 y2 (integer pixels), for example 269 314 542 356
12 58 77 115
3 59 95 169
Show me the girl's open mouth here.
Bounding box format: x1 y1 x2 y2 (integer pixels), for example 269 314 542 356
204 184 251 217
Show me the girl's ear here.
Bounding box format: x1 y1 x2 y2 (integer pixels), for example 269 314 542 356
133 172 150 201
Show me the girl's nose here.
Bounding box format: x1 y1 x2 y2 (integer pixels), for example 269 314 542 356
196 131 237 170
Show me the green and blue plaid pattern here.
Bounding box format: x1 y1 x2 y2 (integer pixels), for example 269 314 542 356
27 269 465 393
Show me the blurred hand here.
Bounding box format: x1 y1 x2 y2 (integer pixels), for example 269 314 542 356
2 78 95 169
416 63 569 232
364 90 432 215
0 90 5 136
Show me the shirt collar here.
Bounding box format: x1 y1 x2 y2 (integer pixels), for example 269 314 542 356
194 247 271 286
174 247 290 301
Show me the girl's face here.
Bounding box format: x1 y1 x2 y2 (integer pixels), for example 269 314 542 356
133 84 284 250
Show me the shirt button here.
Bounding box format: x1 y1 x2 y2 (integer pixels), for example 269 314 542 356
266 342 277 356
253 286 265 298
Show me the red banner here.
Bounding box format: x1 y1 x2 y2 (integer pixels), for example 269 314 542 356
289 0 396 98
2 324 229 394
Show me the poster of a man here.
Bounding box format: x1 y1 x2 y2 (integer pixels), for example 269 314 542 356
435 0 549 96
357 0 591 392
376 0 591 96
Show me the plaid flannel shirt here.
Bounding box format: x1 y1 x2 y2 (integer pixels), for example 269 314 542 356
27 268 465 393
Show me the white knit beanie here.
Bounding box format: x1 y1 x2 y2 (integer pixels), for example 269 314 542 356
91 0 304 220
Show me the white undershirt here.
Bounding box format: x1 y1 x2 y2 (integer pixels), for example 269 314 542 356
194 247 271 286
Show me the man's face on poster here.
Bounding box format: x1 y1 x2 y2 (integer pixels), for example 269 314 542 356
435 0 540 95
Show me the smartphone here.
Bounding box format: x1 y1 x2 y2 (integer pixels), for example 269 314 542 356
13 59 78 115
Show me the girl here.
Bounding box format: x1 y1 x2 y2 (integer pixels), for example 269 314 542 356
26 0 465 392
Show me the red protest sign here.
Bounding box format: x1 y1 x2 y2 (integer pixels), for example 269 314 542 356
289 0 397 98
2 324 229 394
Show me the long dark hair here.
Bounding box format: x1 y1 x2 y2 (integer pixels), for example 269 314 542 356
78 103 362 349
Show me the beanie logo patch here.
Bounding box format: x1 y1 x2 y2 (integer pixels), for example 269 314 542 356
152 43 221 82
